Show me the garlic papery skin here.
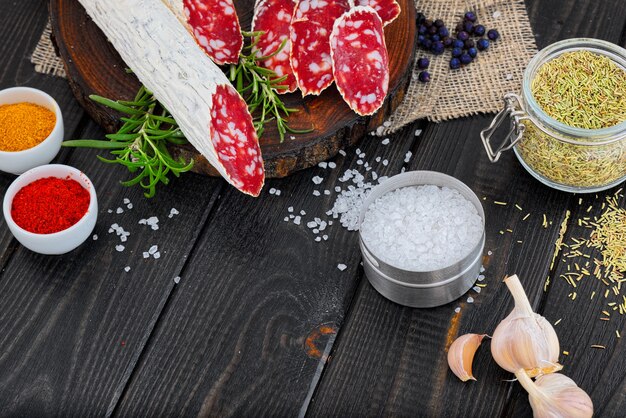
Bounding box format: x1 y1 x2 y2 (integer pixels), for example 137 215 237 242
447 333 487 382
491 275 562 378
516 371 593 418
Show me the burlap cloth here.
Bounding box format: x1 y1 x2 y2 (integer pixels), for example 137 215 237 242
31 0 536 131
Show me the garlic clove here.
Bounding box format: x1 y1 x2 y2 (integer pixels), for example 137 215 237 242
447 333 487 382
491 275 562 377
516 371 593 418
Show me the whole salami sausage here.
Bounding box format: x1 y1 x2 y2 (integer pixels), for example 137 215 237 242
252 0 298 94
290 0 351 96
356 0 401 26
162 0 244 65
80 0 264 196
330 6 389 116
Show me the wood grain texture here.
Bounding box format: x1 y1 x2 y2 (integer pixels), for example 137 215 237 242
0 115 224 415
113 127 419 416
308 1 626 417
49 0 416 178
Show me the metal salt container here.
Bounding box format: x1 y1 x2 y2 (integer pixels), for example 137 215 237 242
358 171 485 308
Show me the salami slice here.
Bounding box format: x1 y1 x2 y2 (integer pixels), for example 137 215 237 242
290 0 351 96
162 0 244 65
330 6 389 116
356 0 400 26
79 0 264 196
252 0 298 94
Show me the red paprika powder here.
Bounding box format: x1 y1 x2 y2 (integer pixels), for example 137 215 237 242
11 176 90 234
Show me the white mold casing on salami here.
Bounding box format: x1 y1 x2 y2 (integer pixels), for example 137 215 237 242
330 6 389 116
251 0 298 93
79 0 264 196
161 0 244 65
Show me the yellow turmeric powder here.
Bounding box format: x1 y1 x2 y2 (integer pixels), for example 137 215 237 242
0 102 56 152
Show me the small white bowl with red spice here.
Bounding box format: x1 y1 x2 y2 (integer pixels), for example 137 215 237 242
2 164 97 255
0 86 64 175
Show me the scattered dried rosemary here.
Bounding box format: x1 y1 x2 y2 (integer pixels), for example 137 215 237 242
531 50 626 129
517 50 626 189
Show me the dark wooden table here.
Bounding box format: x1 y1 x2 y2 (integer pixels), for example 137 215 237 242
1 1 625 416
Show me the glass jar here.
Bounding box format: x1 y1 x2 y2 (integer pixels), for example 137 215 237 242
481 38 626 193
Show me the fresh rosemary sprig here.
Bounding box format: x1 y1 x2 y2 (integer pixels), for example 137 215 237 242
63 86 193 198
230 30 312 141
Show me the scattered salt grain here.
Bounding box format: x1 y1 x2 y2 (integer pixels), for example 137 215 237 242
323 235 328 241
477 274 485 281
153 251 161 259
143 252 150 258
107 209 113 214
269 188 277 195
300 210 306 216
382 138 390 145
335 186 341 192
324 190 331 195
383 121 391 128
294 216 301 225
123 198 130 204
480 266 485 273
473 286 481 293
506 73 513 80
454 307 461 313
382 159 388 166
318 162 328 169
288 206 294 213
467 296 475 303
360 185 483 271
404 151 412 163
148 245 158 255
284 217 289 222
414 129 422 137
313 190 321 196
313 229 319 234
92 234 98 240
307 221 317 228
115 245 125 252
493 10 501 18
275 190 281 196
372 172 378 181
116 207 124 214
315 237 322 242
174 276 181 284
168 208 179 218
139 216 159 230
376 126 384 136
337 263 347 271
127 203 133 209
124 266 131 272
289 214 294 219
339 150 347 156
328 162 337 169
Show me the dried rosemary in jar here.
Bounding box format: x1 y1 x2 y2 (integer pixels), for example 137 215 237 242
482 39 626 193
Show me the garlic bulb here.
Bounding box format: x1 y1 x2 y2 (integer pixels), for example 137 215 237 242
491 275 562 377
447 333 487 381
516 371 593 418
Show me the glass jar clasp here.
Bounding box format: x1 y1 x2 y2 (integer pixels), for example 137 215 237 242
481 93 527 162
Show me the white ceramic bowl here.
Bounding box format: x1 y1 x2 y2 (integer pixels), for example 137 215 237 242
0 87 64 174
3 164 98 255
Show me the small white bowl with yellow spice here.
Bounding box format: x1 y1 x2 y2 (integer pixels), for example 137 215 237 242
0 87 64 175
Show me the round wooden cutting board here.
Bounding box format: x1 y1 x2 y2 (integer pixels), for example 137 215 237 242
49 0 416 178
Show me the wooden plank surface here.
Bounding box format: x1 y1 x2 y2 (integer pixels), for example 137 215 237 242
307 1 626 417
113 126 419 416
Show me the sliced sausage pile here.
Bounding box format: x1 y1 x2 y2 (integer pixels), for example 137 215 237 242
252 0 400 115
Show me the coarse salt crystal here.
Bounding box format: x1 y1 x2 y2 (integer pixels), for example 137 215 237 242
454 307 461 313
294 216 301 225
92 234 98 240
115 245 125 252
328 162 337 169
315 237 321 242
127 203 133 209
323 235 328 241
473 286 481 293
318 162 328 169
307 221 317 228
300 210 306 216
324 190 331 195
143 252 150 258
148 245 158 254
313 190 321 196
123 198 130 204
107 209 113 214
360 185 483 271
312 176 324 184
383 121 391 127
168 208 179 218
339 150 346 156
174 276 181 284
381 138 390 145
116 207 124 214
493 10 501 18
153 251 161 259
382 159 388 166
414 129 422 136
288 206 294 213
337 263 347 271
124 266 131 272
269 188 276 195
467 296 475 303
404 151 412 163
284 216 289 222
275 190 281 196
